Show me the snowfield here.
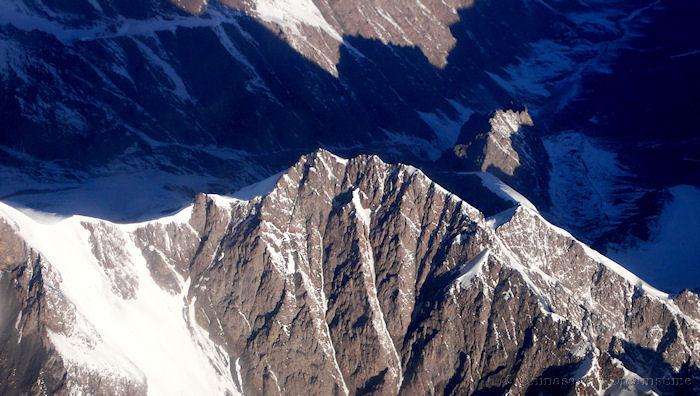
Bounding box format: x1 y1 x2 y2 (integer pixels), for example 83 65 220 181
0 202 241 395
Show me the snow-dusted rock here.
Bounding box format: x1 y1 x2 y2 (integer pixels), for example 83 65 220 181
1 150 698 394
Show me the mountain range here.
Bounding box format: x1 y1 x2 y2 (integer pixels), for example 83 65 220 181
0 0 699 394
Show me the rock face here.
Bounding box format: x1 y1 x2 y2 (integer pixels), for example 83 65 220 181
2 0 697 276
1 150 698 395
219 0 476 73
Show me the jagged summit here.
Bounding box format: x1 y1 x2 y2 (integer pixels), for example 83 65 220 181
1 150 698 395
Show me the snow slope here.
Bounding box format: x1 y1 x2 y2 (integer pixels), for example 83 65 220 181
254 0 342 41
543 132 650 245
0 202 240 395
609 185 700 292
469 171 538 212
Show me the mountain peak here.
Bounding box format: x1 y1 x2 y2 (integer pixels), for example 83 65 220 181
2 149 698 394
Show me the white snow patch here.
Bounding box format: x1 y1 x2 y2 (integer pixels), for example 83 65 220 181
235 357 244 389
254 0 342 41
13 207 67 225
120 205 194 232
454 250 490 289
203 172 282 208
0 202 240 395
352 189 372 226
351 187 402 390
469 172 537 212
232 172 282 200
329 152 349 165
485 207 518 230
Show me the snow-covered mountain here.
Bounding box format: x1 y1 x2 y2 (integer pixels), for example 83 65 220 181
1 150 699 395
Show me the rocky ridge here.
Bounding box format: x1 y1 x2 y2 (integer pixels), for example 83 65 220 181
0 150 698 395
220 0 476 74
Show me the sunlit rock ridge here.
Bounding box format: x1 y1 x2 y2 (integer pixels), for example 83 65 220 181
1 150 698 395
173 0 476 74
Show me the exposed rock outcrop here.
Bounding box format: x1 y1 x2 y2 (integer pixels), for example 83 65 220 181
443 109 550 207
0 150 697 394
